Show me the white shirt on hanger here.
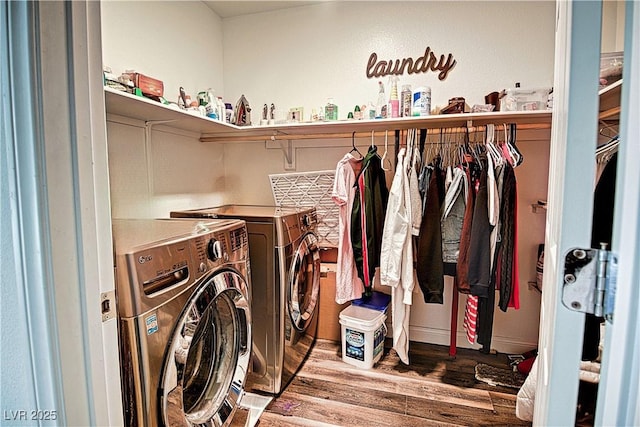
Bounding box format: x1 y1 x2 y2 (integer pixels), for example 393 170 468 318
332 152 365 304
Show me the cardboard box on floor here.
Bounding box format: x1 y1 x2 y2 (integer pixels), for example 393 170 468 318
318 263 349 342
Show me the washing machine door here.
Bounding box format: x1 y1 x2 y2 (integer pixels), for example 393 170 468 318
287 232 321 332
160 269 251 427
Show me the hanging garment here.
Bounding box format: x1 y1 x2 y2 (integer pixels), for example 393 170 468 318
583 152 617 361
497 163 520 311
409 146 423 236
416 163 445 304
351 145 389 292
380 148 415 364
456 166 478 293
476 270 496 353
332 152 365 304
489 163 505 275
441 166 468 276
487 154 502 270
468 162 494 298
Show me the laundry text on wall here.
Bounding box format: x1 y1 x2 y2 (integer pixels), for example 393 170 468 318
366 47 457 81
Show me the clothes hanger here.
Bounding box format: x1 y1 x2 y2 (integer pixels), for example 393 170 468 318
350 131 363 158
381 130 391 171
498 123 516 166
596 134 619 164
597 134 619 152
598 120 618 140
485 124 503 166
369 130 382 160
394 130 400 169
508 123 524 166
472 128 484 169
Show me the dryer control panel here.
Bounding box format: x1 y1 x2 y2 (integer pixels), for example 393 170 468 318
283 209 318 244
114 218 249 318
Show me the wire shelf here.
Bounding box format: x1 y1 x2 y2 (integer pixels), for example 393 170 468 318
269 170 338 248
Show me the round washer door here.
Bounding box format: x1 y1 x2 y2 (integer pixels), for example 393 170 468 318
287 232 321 332
160 269 251 427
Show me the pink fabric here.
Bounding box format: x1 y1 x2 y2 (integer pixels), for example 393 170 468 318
356 173 371 287
463 295 478 344
332 153 364 304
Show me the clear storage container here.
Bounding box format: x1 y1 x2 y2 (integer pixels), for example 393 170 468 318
501 87 551 111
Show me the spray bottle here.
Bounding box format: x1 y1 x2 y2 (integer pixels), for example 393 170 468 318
206 88 218 119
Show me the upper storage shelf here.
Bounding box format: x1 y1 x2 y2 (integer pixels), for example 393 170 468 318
104 87 242 134
104 87 553 143
598 79 622 121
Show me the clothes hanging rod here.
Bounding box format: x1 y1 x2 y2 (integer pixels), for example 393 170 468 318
598 106 621 121
200 122 550 143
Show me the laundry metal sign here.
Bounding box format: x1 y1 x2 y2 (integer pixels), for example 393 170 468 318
366 46 457 81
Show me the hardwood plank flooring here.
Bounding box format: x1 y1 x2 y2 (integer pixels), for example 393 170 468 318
249 340 531 427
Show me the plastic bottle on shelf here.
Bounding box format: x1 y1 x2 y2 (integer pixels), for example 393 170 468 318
368 101 376 119
205 88 218 119
225 103 233 123
217 97 226 122
325 98 338 121
401 84 412 117
388 77 399 118
376 81 387 119
412 86 431 116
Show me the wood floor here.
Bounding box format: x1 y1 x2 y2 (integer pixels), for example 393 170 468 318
240 340 531 427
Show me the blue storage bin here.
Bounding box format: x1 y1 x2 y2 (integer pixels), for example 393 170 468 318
352 290 391 313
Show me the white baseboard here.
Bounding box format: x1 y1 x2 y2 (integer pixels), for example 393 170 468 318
408 325 538 355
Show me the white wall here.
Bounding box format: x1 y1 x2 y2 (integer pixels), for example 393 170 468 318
602 0 626 52
101 1 225 102
101 1 556 353
219 1 555 353
222 1 556 123
409 139 549 353
102 1 228 218
106 120 227 218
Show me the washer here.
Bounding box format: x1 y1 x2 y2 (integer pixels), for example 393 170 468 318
113 218 251 426
170 205 321 395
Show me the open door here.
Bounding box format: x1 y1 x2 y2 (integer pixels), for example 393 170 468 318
595 2 640 424
534 1 639 425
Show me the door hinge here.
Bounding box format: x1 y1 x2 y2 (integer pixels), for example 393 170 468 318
562 244 617 323
101 290 116 322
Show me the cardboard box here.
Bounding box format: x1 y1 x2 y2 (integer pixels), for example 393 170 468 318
121 72 164 98
319 247 338 263
317 264 349 342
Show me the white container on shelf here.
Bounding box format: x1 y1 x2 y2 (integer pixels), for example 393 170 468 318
501 87 551 111
339 305 387 369
412 86 431 116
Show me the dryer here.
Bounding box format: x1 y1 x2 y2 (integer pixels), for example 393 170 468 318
112 218 251 426
170 205 321 395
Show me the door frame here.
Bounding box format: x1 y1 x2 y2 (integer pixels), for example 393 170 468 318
1 1 121 425
534 1 640 425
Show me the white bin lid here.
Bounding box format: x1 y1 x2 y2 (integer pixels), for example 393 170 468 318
339 305 385 328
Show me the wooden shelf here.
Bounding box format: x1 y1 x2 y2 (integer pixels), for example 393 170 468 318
104 87 553 143
598 79 622 121
104 87 243 134
201 110 553 143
